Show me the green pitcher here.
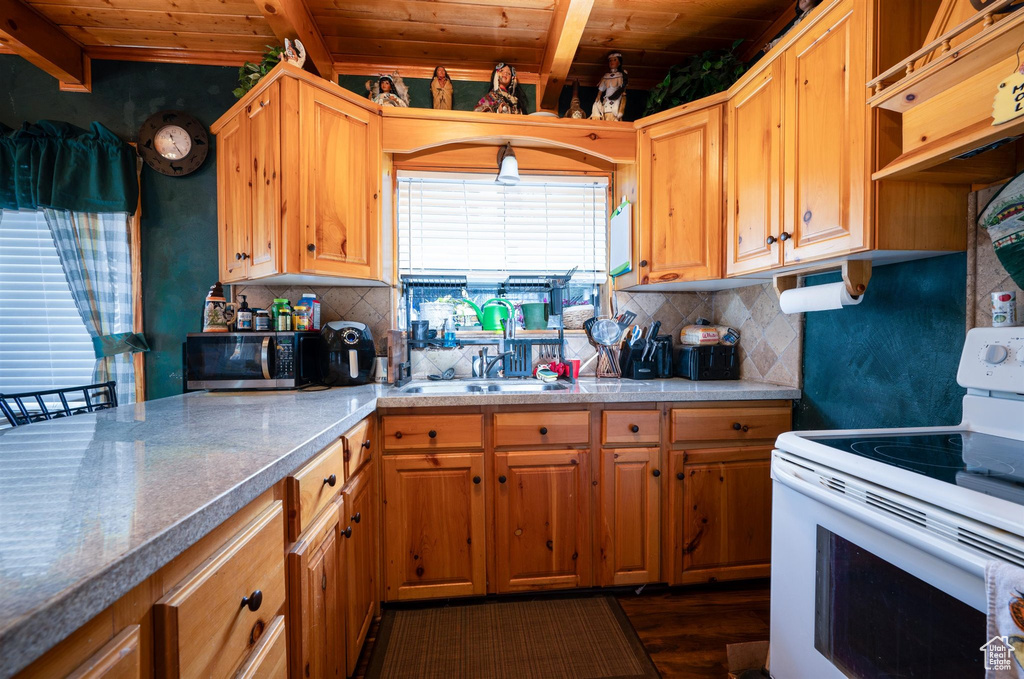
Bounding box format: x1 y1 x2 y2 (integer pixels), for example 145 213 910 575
521 302 549 330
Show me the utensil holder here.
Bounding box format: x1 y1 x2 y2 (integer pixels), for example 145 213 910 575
596 346 620 378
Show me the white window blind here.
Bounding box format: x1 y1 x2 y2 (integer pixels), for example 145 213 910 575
0 210 95 394
397 172 609 283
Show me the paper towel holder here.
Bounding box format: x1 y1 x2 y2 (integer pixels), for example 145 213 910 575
773 259 872 299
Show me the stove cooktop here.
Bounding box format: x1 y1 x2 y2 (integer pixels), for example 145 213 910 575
805 431 1024 507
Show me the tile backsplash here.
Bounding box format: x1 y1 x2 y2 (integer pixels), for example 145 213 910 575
232 283 803 387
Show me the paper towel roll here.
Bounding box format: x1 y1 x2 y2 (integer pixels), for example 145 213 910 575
779 282 864 314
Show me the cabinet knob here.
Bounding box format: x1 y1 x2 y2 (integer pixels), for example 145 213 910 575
732 422 742 430
307 243 315 252
765 235 777 245
240 590 263 612
241 252 249 260
779 231 791 242
630 424 640 433
235 252 242 260
352 512 361 523
323 473 337 487
498 475 507 484
362 440 371 449
677 472 684 480
342 526 352 538
652 469 661 477
473 475 481 485
428 430 437 439
640 259 648 268
539 427 548 435
394 431 402 439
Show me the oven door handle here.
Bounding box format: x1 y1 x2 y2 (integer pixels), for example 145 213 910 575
772 456 990 578
261 337 272 380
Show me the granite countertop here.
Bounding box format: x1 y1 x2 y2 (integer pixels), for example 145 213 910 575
0 378 798 677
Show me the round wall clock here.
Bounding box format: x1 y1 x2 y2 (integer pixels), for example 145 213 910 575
138 110 208 177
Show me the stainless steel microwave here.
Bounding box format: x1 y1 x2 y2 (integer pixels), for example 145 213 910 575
184 331 319 390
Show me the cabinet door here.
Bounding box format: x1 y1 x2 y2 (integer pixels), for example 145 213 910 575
494 450 591 592
216 112 250 283
247 80 281 278
301 86 380 279
597 448 660 586
286 502 343 679
638 106 723 283
342 460 378 676
671 447 772 584
783 0 868 264
382 453 486 600
727 59 784 276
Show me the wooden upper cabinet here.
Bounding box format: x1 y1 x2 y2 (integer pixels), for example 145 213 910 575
246 80 282 279
727 60 784 276
638 105 723 283
782 0 868 264
494 450 591 592
382 453 486 600
216 112 250 283
300 86 381 279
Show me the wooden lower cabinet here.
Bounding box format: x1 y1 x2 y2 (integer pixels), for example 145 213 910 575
666 446 773 584
382 453 486 600
597 448 661 586
494 450 591 592
67 625 141 679
341 461 378 676
235 616 287 679
287 501 343 679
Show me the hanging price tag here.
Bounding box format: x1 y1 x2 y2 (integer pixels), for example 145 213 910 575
993 68 1024 126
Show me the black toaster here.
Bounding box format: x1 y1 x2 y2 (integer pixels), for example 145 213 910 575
676 345 739 381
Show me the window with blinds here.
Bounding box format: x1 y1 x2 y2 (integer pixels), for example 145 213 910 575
0 210 94 394
397 172 609 283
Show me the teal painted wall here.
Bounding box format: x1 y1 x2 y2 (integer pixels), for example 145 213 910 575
0 56 238 400
795 253 968 430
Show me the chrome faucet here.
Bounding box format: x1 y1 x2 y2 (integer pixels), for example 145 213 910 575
474 346 513 378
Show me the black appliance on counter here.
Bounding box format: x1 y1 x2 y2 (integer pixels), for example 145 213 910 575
184 331 319 390
676 345 739 381
620 335 674 380
320 321 375 386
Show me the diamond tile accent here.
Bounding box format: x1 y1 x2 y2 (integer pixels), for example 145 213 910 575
763 314 797 354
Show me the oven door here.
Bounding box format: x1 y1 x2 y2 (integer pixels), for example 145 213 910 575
770 452 988 679
185 332 283 389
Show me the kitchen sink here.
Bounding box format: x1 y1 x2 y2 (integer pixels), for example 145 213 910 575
397 381 570 394
399 383 485 394
485 382 569 393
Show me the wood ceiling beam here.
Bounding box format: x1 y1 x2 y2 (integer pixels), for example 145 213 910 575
537 0 596 111
0 0 89 89
254 0 334 79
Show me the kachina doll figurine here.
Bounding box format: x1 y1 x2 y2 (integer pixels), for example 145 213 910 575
430 66 453 110
366 73 409 107
590 52 628 121
474 62 526 114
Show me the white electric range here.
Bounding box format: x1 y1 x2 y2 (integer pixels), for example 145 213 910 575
770 327 1024 679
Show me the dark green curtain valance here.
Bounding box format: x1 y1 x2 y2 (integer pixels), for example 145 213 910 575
0 121 138 213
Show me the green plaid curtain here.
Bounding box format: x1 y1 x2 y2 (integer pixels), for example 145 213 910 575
43 210 136 404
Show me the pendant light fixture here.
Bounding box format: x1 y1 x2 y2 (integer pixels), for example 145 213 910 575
496 142 520 185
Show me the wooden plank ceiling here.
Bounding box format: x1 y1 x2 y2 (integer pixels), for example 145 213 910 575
5 0 794 94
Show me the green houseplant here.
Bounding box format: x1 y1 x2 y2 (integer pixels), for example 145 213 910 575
643 39 748 116
233 46 285 99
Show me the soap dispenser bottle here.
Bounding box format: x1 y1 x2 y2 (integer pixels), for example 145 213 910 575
236 295 253 331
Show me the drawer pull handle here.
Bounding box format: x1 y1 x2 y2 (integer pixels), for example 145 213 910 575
652 469 661 477
323 473 337 487
539 427 548 435
342 526 352 538
241 590 263 612
630 424 639 433
428 430 437 439
352 512 361 523
473 475 481 485
362 440 371 449
394 431 403 439
676 472 684 480
498 475 507 484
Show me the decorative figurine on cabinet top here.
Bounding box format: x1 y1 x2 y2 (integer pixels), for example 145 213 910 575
565 79 586 119
430 66 454 110
280 38 306 68
591 52 628 121
475 62 526 115
367 73 409 107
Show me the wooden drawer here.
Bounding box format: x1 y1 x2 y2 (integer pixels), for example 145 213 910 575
67 625 140 679
493 411 590 447
234 615 286 679
602 410 661 446
342 417 373 479
154 502 286 679
381 414 483 451
671 405 791 443
286 437 345 539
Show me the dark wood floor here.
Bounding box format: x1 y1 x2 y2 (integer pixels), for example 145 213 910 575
354 580 771 678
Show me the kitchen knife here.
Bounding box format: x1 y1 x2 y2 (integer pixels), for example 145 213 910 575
643 321 661 361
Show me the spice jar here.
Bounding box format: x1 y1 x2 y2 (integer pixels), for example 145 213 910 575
254 309 271 331
293 305 311 331
275 306 292 331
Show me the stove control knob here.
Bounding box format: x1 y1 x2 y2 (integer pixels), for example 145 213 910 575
983 344 1009 365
